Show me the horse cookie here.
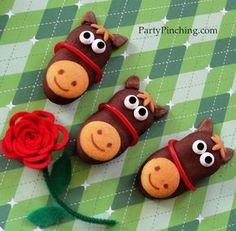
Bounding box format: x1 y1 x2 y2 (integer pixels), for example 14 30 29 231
138 119 234 199
44 11 128 104
77 76 168 163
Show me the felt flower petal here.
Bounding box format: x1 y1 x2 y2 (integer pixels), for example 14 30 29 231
1 129 15 158
34 110 55 122
23 154 52 169
9 112 29 126
53 125 70 151
26 152 50 163
13 139 37 157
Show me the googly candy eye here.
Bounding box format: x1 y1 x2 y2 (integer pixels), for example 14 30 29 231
192 140 207 155
199 152 215 167
79 31 95 45
91 39 106 54
124 95 139 110
134 106 148 121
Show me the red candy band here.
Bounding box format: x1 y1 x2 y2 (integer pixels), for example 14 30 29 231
98 103 139 146
168 139 196 191
54 42 103 83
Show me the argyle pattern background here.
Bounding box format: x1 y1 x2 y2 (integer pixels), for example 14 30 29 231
0 0 236 231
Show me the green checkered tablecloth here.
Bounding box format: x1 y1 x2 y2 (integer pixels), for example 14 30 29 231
0 0 236 230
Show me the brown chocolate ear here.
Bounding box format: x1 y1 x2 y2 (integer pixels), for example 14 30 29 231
154 106 168 120
81 11 97 25
125 76 140 90
111 34 128 48
222 148 234 163
198 118 213 134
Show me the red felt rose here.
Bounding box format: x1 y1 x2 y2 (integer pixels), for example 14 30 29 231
1 111 69 169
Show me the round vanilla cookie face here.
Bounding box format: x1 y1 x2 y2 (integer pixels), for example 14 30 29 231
79 121 121 161
46 60 89 99
141 157 180 198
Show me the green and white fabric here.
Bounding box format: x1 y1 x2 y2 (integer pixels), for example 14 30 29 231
0 0 236 230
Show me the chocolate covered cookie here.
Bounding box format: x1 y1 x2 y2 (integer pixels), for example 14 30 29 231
77 76 168 163
138 119 234 199
44 11 128 104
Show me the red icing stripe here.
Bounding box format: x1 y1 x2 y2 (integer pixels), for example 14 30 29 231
168 139 196 191
54 42 103 83
98 103 139 146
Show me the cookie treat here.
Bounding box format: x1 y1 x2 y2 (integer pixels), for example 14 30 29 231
77 76 168 163
44 11 128 104
138 119 234 199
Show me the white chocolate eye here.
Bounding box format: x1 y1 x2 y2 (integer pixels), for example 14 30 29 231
200 152 215 167
134 106 148 121
91 39 106 54
79 31 95 45
192 140 207 155
124 95 139 110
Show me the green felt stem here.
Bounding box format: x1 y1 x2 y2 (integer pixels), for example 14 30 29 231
43 168 117 226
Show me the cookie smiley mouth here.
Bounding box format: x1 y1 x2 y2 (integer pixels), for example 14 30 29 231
54 76 69 92
91 134 105 152
148 174 160 190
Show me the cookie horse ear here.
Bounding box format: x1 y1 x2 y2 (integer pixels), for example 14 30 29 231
81 11 97 25
222 148 234 163
125 76 140 90
197 118 213 134
111 34 128 48
154 106 168 120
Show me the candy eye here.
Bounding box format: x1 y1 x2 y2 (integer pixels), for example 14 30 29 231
124 95 139 110
79 31 95 45
91 39 106 54
192 140 207 155
200 152 215 167
134 106 148 121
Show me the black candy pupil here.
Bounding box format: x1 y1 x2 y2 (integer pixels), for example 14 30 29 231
129 96 136 104
97 41 105 49
84 32 90 39
205 156 212 164
197 142 204 150
139 108 146 116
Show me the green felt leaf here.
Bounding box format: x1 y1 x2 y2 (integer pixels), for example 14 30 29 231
50 155 72 194
27 206 66 227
